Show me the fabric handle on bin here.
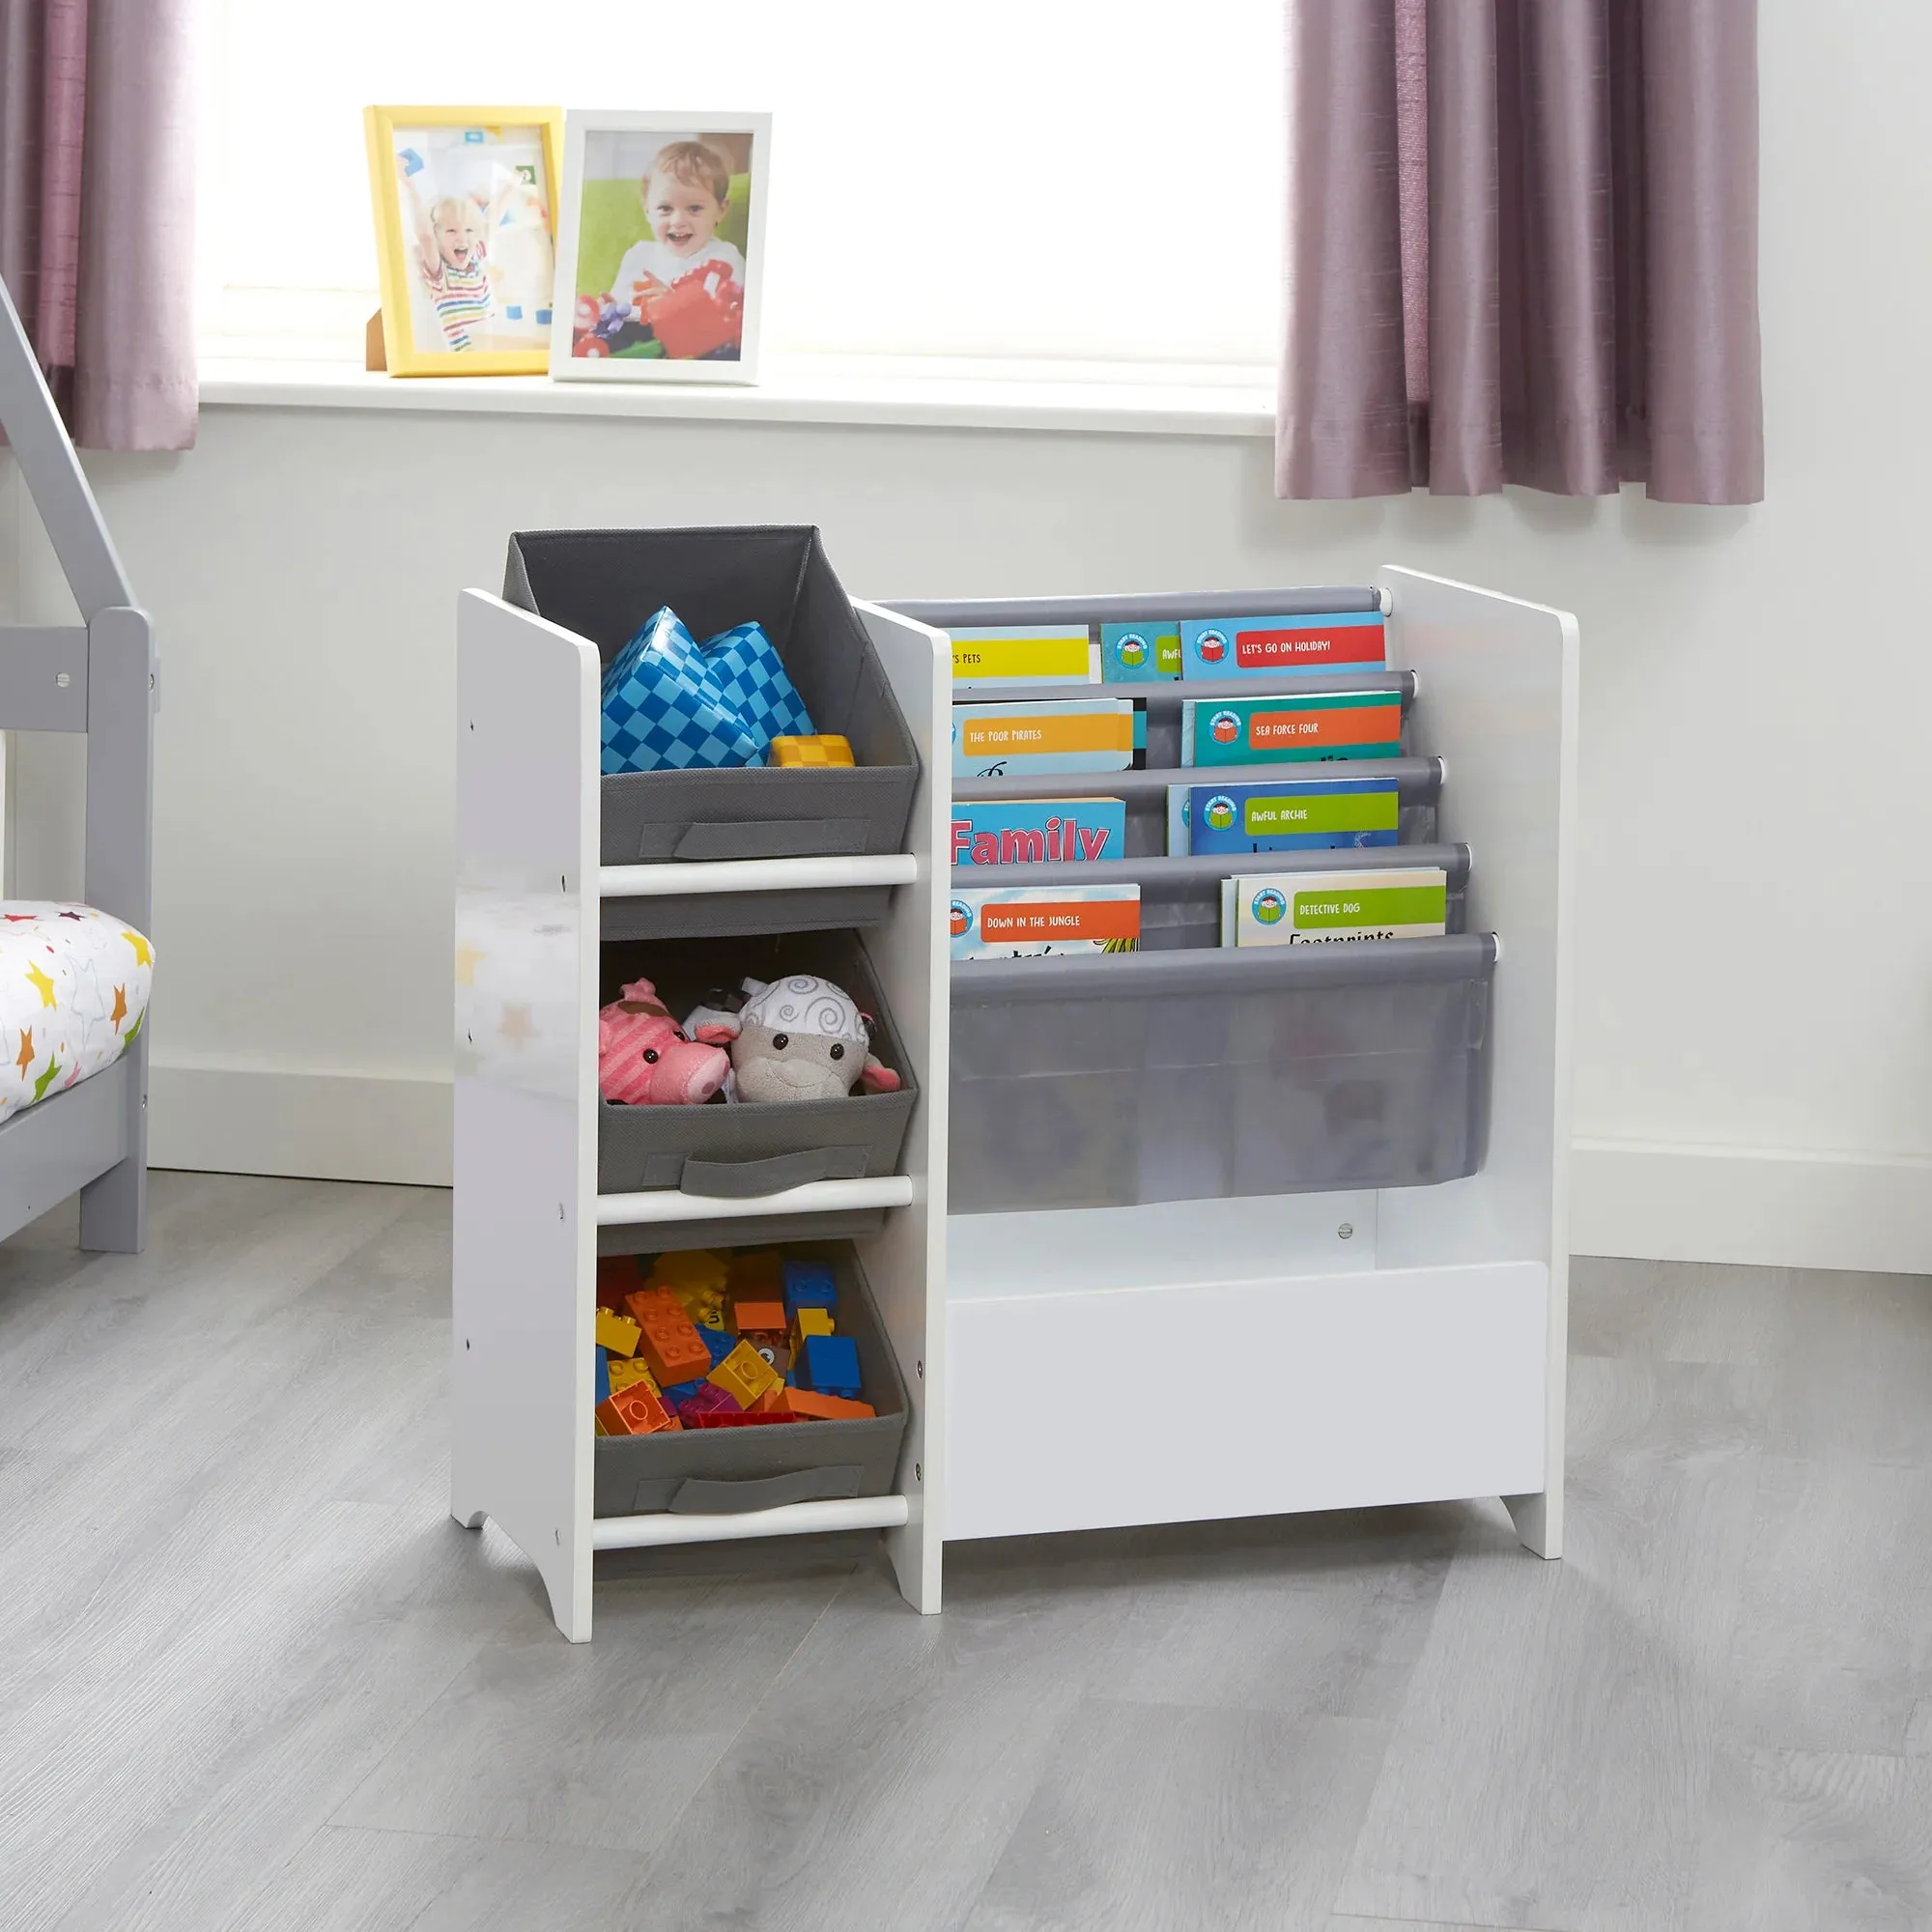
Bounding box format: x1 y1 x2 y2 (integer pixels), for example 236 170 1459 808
667 1467 866 1515
676 1146 869 1198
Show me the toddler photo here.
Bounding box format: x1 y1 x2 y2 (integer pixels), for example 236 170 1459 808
553 113 768 383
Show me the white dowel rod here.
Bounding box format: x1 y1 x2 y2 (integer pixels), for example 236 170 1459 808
598 853 917 898
595 1174 915 1227
592 1493 911 1550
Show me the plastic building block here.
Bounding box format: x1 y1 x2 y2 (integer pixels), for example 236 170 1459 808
797 1333 862 1398
790 1307 835 1353
727 1249 783 1294
595 1345 611 1406
730 1296 786 1336
661 1378 707 1405
674 1383 737 1424
594 1309 641 1358
594 1411 611 1436
650 1249 729 1303
632 1293 710 1386
772 734 856 769
595 1382 679 1435
684 1406 798 1429
641 261 742 358
596 1254 640 1311
696 1324 737 1369
742 1332 789 1378
708 1340 781 1409
783 1388 877 1421
609 1356 660 1395
753 1382 789 1412
782 1259 838 1318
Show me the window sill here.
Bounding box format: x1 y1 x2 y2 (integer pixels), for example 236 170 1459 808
197 353 1276 440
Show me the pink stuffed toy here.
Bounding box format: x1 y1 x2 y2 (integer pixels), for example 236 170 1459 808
598 979 730 1106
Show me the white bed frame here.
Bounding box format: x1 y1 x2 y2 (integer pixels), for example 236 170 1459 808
454 569 1575 1638
0 278 154 1250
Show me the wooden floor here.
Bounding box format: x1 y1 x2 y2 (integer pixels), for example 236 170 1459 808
4 1173 1930 1931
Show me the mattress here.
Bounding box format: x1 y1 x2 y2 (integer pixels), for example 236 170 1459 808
0 902 154 1124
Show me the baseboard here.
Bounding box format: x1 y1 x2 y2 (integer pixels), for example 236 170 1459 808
150 1062 452 1187
1573 1138 1932 1275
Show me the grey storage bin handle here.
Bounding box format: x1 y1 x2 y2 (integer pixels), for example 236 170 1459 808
668 1467 865 1514
679 1146 870 1197
670 818 870 862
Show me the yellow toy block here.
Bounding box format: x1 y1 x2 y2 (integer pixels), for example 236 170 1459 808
790 1307 835 1352
595 1309 641 1358
707 1339 782 1410
608 1356 660 1395
772 734 855 768
649 1249 729 1312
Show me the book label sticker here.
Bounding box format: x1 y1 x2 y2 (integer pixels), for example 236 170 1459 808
1183 691 1403 766
950 884 1141 958
951 625 1097 688
952 699 1140 777
1181 612 1387 680
1226 866 1447 946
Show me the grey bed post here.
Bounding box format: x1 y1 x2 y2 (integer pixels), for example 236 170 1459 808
0 274 153 1251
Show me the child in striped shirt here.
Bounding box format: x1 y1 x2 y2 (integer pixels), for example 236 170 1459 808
398 157 493 351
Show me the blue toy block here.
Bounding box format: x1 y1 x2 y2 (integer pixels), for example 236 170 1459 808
697 1324 736 1368
782 1259 838 1320
797 1333 861 1399
504 302 524 320
662 1378 708 1404
398 147 425 176
595 1345 611 1406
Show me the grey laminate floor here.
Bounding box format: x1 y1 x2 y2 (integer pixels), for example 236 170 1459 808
4 1173 1930 1931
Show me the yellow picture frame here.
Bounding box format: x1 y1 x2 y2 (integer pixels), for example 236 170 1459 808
363 105 565 377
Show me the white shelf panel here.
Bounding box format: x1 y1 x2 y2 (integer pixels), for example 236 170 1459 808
598 853 917 899
591 1493 911 1550
595 1174 915 1228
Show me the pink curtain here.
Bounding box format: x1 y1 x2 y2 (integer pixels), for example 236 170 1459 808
1278 0 1762 504
0 0 198 450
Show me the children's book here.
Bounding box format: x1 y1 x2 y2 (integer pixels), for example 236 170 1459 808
951 625 1097 690
952 698 1143 778
1219 867 1447 946
1179 611 1387 680
950 884 1141 959
1180 691 1403 767
1167 778 1399 856
1100 622 1181 683
951 798 1126 867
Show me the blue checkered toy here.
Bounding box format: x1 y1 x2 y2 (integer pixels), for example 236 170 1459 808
700 621 814 753
600 607 767 775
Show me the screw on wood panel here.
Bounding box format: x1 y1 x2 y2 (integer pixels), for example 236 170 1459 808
915 1463 922 1482
555 1529 560 1545
915 1360 923 1378
1338 1223 1354 1239
558 1205 565 1219
465 1339 471 1349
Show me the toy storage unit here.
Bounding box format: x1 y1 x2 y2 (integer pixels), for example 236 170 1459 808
453 563 1576 1640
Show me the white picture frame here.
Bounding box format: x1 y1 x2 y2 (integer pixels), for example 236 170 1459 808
548 108 770 384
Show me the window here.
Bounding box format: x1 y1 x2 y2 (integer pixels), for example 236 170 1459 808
197 1 1284 375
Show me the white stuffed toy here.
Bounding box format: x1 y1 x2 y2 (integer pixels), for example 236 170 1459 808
700 974 901 1104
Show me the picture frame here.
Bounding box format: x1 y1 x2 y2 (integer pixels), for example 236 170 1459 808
363 105 565 377
549 109 771 385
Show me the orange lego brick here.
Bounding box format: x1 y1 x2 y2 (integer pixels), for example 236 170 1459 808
634 1295 710 1386
771 734 855 768
595 1383 680 1436
594 1309 641 1358
707 1340 781 1410
729 1296 786 1336
782 1388 876 1422
753 1383 790 1413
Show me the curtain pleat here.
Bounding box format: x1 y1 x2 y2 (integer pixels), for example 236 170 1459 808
1278 0 1762 504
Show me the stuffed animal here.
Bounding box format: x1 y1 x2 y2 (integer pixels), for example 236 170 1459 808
703 975 901 1104
598 978 730 1105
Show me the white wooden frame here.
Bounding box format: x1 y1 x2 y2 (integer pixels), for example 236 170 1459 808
451 566 1574 1640
547 109 770 386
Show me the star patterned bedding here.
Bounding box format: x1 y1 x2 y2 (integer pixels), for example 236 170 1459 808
0 903 153 1124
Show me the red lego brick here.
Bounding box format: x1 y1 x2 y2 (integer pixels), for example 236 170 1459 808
596 1254 641 1311
683 1406 799 1429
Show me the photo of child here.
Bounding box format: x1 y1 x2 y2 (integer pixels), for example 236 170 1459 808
387 124 556 357
567 128 755 363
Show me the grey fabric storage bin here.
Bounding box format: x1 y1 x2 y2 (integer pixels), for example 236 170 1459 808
599 1208 885 1257
950 934 1494 1212
602 883 895 945
598 931 917 1196
504 526 919 866
594 1241 909 1517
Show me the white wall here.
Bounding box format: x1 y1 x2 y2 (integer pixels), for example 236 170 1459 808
5 0 1929 1271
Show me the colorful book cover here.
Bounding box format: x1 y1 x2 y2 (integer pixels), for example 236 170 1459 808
951 798 1126 866
951 884 1141 959
1180 611 1387 680
1167 779 1399 856
952 698 1143 778
1220 867 1447 947
1100 622 1181 683
1180 691 1403 767
951 625 1097 690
